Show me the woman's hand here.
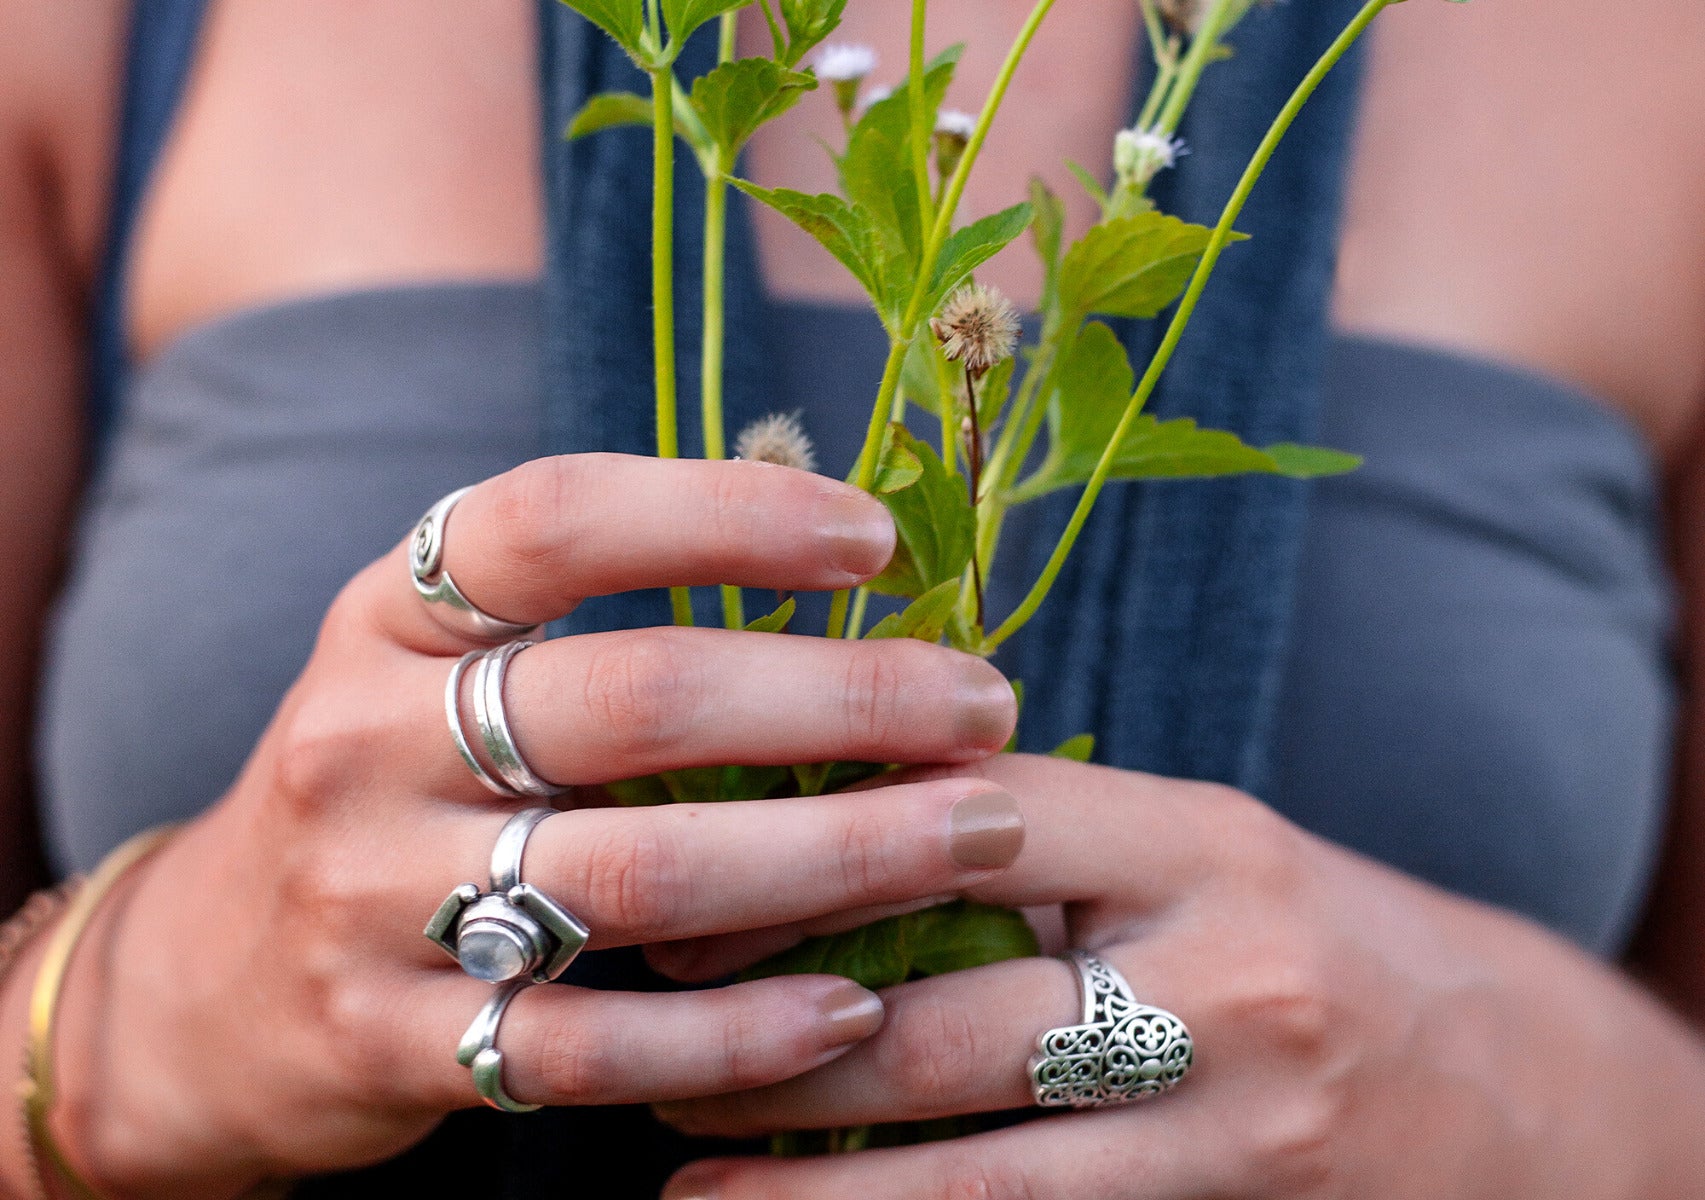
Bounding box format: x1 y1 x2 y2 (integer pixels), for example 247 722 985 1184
654 754 1705 1200
27 454 1023 1200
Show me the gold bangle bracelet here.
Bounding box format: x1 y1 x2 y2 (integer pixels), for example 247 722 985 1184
20 826 178 1200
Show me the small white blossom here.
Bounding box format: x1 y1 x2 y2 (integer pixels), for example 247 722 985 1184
815 43 878 83
858 84 895 112
935 109 978 140
1114 126 1188 185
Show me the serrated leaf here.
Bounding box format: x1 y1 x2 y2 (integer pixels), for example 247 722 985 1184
565 91 654 140
1058 211 1236 322
867 425 975 599
661 0 752 48
690 59 816 156
1262 444 1363 478
1049 733 1095 762
908 901 1039 976
731 182 888 313
863 580 960 642
872 424 923 494
558 0 647 59
742 915 913 989
744 597 796 633
924 202 1033 316
777 0 849 64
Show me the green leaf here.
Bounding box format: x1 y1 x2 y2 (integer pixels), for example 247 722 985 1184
976 353 1015 429
790 761 834 797
1029 176 1066 313
731 182 888 313
1049 733 1096 762
605 763 794 806
604 774 674 807
744 597 796 633
863 579 961 642
924 202 1034 317
871 423 923 494
777 0 849 64
1107 419 1312 480
1021 321 1135 496
867 425 975 599
1262 443 1363 478
1004 679 1023 753
565 91 654 140
1064 159 1110 209
907 901 1040 976
1057 211 1235 322
689 59 817 156
557 0 647 60
742 914 914 989
661 0 752 48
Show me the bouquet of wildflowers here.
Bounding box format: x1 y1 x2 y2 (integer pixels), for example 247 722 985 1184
559 0 1452 1151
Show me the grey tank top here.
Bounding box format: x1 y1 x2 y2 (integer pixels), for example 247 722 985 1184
37 285 1677 956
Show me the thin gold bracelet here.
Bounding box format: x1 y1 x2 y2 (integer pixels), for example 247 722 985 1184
20 826 178 1200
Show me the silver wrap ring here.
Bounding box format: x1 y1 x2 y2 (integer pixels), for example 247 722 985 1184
1028 950 1193 1109
445 651 521 799
426 807 591 985
410 486 540 644
472 641 569 799
457 979 540 1113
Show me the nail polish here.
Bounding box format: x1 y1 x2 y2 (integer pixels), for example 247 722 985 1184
949 788 1025 870
819 979 886 1045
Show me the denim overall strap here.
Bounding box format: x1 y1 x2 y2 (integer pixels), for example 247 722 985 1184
1012 3 1370 793
88 0 212 468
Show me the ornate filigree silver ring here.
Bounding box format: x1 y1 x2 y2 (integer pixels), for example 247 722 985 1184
1028 950 1193 1109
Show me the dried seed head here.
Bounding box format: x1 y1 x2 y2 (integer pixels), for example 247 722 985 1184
931 284 1021 380
1114 126 1188 187
734 412 818 473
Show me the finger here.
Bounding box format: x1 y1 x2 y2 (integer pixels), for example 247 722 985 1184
412 778 1026 955
397 972 889 1110
661 1102 1227 1200
351 455 897 653
404 629 1015 798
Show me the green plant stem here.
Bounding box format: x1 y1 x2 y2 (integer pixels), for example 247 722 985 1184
908 0 933 229
705 13 744 630
846 586 872 639
650 65 694 628
1153 0 1239 134
826 584 853 640
983 0 1396 652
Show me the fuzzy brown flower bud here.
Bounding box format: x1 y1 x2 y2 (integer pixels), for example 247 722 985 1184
734 412 818 473
931 283 1021 380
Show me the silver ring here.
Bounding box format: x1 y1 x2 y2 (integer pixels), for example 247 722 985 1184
473 641 568 799
410 487 539 643
1028 950 1193 1109
445 652 522 799
425 808 591 984
457 979 541 1113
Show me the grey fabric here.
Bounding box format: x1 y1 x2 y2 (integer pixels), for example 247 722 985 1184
38 283 545 873
771 300 1676 955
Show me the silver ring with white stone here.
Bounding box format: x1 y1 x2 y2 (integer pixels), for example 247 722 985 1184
425 808 591 985
1028 950 1193 1109
472 641 568 799
457 979 541 1113
410 486 540 644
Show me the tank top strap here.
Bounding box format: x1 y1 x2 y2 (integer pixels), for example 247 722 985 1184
88 0 212 466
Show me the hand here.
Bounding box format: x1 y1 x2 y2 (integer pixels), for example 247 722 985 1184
36 455 1022 1199
654 753 1705 1199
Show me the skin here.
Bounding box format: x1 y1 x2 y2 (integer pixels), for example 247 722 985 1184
2 0 1705 1196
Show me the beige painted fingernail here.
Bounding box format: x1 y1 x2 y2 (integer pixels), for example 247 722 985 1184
820 979 886 1046
663 1164 722 1200
953 667 1018 751
949 788 1025 870
817 490 896 577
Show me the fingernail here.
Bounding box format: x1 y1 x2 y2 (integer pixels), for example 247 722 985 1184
954 668 1018 751
819 979 886 1046
949 788 1025 870
817 490 896 578
663 1164 722 1200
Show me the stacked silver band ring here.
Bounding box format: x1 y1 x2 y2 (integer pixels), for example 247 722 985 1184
1028 950 1193 1109
426 808 591 985
445 641 568 799
410 486 539 643
457 980 541 1113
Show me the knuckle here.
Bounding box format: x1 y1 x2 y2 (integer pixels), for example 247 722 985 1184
835 807 906 900
534 1016 617 1104
316 978 406 1101
716 1003 780 1091
840 643 912 751
1225 945 1339 1067
580 820 692 937
489 457 582 573
1238 1089 1346 1196
266 689 377 818
705 463 765 563
879 995 984 1102
1201 785 1308 892
579 630 698 762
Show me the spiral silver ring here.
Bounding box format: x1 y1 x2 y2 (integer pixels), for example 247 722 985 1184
1028 950 1193 1109
457 979 540 1113
425 808 591 985
410 486 539 643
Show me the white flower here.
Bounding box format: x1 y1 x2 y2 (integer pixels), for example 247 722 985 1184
815 43 878 83
935 108 978 140
858 84 895 112
1114 126 1189 184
